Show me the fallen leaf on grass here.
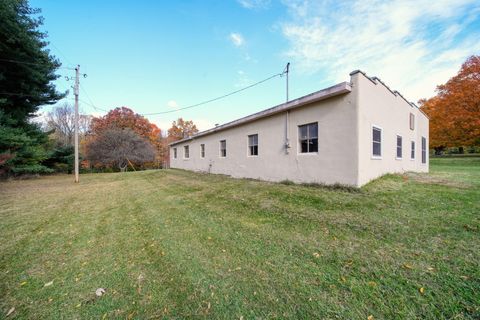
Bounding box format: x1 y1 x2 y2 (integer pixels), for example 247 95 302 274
76 303 81 308
419 287 425 294
44 281 54 287
402 263 413 270
367 315 374 320
96 288 106 296
313 252 320 258
340 276 347 283
368 281 377 287
6 307 15 317
345 260 354 267
20 281 27 286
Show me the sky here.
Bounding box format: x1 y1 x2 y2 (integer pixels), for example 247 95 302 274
31 0 480 132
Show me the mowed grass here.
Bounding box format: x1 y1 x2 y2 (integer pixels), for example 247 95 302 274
0 158 479 319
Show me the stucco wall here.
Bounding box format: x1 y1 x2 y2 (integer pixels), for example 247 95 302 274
354 72 429 186
170 93 359 186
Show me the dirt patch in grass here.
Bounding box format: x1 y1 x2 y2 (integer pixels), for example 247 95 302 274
406 172 472 189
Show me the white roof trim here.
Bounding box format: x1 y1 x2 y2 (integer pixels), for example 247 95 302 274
170 81 352 146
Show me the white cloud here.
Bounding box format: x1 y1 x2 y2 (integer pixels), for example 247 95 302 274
237 0 271 10
229 32 245 47
167 100 178 108
281 0 480 100
235 70 253 88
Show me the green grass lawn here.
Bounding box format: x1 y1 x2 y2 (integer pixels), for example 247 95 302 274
1 158 479 319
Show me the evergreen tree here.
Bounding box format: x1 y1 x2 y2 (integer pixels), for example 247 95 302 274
0 0 65 176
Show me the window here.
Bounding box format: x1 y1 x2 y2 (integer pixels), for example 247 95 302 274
173 148 177 159
372 126 382 157
248 134 258 156
411 141 415 159
299 123 318 153
396 135 402 159
220 140 226 157
184 145 189 159
421 137 427 164
409 113 415 130
200 144 205 158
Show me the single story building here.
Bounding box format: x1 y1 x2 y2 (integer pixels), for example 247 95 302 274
169 70 429 187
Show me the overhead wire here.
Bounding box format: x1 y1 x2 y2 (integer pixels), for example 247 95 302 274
141 71 285 116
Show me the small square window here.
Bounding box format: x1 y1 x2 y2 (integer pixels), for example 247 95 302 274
298 123 318 153
372 126 382 157
396 135 402 159
184 145 189 159
248 134 258 156
200 144 205 158
220 140 226 157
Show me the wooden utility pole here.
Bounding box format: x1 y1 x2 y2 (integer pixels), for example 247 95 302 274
74 65 80 183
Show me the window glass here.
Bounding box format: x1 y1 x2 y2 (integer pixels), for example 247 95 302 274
396 135 402 158
200 144 205 158
248 134 258 156
184 145 189 158
372 127 382 157
411 141 415 159
173 148 177 159
421 137 427 164
220 140 226 157
298 123 318 153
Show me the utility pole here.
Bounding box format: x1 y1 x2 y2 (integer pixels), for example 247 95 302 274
74 65 80 183
285 62 290 103
284 62 291 154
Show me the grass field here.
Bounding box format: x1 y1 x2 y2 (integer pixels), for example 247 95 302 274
1 158 479 319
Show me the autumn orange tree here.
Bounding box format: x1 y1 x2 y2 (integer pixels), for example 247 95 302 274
167 118 199 142
85 107 165 168
420 55 480 151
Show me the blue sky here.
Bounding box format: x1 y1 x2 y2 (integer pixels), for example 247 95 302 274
32 0 480 131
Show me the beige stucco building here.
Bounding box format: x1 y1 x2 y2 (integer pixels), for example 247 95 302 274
169 70 429 187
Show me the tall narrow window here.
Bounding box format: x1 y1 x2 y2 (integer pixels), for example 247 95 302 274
411 141 415 159
299 123 318 153
173 148 177 159
421 137 427 164
248 134 258 156
396 135 402 159
220 140 226 157
200 144 205 158
184 145 189 159
372 126 382 157
409 113 415 130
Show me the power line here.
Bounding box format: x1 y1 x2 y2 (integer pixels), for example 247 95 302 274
0 58 75 70
141 72 285 116
79 83 107 112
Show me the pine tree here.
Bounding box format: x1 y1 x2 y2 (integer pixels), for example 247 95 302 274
0 0 65 176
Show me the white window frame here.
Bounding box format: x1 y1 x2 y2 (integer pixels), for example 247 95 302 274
184 145 189 159
219 140 226 158
247 134 258 157
411 141 415 160
173 147 177 159
200 144 205 158
371 125 382 159
298 122 319 154
421 136 427 164
396 134 403 160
